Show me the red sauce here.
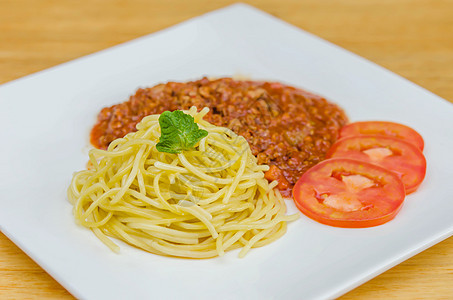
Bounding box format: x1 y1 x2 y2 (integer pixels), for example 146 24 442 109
90 77 348 196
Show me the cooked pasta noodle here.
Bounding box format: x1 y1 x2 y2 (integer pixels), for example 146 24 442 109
68 107 298 258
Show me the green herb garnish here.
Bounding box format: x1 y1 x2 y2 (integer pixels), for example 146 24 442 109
156 110 208 154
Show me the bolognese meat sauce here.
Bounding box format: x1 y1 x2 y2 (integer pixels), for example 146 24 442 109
90 77 348 196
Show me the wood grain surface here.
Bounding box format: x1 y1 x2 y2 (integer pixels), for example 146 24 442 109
1 0 452 299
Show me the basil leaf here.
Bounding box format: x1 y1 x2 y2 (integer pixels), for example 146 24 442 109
156 110 208 154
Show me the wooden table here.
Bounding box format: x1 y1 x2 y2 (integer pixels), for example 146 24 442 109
1 0 452 298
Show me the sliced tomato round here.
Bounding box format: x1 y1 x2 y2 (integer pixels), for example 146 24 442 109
339 121 424 151
326 135 426 194
293 158 405 228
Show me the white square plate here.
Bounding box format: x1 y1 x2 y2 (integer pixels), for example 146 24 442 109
1 3 452 299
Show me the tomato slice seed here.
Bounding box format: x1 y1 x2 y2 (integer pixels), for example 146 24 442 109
323 193 363 212
342 174 375 192
363 147 393 162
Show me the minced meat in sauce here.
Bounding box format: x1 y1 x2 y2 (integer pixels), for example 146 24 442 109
90 77 348 197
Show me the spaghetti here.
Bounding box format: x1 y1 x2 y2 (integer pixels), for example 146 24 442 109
68 107 298 258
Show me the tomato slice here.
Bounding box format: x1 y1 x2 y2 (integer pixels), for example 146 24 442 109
293 158 405 228
326 135 426 194
339 121 424 151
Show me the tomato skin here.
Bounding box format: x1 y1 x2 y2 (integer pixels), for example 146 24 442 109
326 135 426 194
340 121 424 151
293 158 405 228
